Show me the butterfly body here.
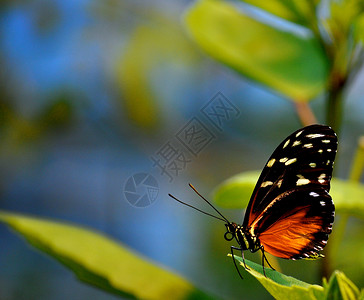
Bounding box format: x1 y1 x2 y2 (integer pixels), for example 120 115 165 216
224 222 259 252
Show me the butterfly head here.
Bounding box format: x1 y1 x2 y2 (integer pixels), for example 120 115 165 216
224 222 237 241
224 222 258 251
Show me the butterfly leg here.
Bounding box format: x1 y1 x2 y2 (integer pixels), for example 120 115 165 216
261 248 267 277
259 245 275 277
250 245 275 276
230 246 246 280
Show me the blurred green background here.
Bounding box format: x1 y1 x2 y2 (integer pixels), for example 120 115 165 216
1 0 364 299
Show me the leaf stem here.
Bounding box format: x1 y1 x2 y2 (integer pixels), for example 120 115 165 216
326 71 346 132
294 102 317 126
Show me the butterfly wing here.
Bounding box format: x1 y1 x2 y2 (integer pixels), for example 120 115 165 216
254 188 334 259
243 124 337 258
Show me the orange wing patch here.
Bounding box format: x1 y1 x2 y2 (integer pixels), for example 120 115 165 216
258 210 328 259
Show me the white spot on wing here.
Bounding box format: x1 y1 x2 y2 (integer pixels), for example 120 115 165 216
318 149 323 153
277 179 283 188
285 158 297 165
309 162 316 168
303 143 313 148
279 157 288 163
267 158 276 168
318 173 326 184
310 192 320 197
327 149 332 152
322 140 330 143
306 133 325 138
283 139 290 148
261 181 273 187
320 201 326 206
297 178 310 186
296 130 303 137
292 140 301 147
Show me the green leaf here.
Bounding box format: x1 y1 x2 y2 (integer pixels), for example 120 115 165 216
0 211 210 300
330 178 364 219
240 0 319 26
323 271 360 300
185 0 329 101
233 255 325 300
214 171 364 220
354 13 364 44
359 289 364 300
213 170 258 208
115 25 160 130
328 0 364 36
116 17 200 131
237 256 361 300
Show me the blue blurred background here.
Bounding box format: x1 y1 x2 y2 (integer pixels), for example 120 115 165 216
1 0 364 299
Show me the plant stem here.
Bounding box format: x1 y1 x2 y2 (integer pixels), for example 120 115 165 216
326 71 346 132
294 102 317 126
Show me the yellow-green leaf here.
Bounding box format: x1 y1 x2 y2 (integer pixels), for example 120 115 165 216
115 17 200 131
354 13 364 44
213 170 258 208
330 178 364 219
0 211 210 300
233 256 325 300
237 257 360 300
214 171 364 220
323 271 360 300
185 0 329 101
240 0 319 26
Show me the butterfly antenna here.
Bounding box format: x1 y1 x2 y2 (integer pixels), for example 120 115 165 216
188 183 230 224
168 193 226 222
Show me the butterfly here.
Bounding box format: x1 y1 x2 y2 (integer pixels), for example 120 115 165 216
169 124 337 278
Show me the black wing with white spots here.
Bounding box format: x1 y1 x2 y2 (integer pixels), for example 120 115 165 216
242 124 337 259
